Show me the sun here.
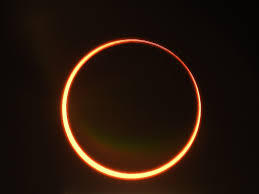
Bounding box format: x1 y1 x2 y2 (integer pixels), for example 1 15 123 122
61 38 202 180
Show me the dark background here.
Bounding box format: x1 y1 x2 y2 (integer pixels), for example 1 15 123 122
5 0 258 193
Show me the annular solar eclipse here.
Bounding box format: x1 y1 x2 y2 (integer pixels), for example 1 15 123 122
61 38 202 180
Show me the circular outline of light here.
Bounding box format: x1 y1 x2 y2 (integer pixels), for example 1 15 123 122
61 38 202 180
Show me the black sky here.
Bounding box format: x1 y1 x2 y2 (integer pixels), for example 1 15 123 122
5 1 258 193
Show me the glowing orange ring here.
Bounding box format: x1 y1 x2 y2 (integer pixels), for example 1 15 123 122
61 39 202 180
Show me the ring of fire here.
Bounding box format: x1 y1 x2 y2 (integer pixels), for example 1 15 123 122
61 38 202 180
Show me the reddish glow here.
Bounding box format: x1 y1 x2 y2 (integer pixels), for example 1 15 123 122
61 39 202 180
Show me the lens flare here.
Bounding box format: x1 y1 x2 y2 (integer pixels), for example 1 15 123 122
61 39 202 180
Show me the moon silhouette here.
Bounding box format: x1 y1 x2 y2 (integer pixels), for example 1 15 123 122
61 38 202 180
